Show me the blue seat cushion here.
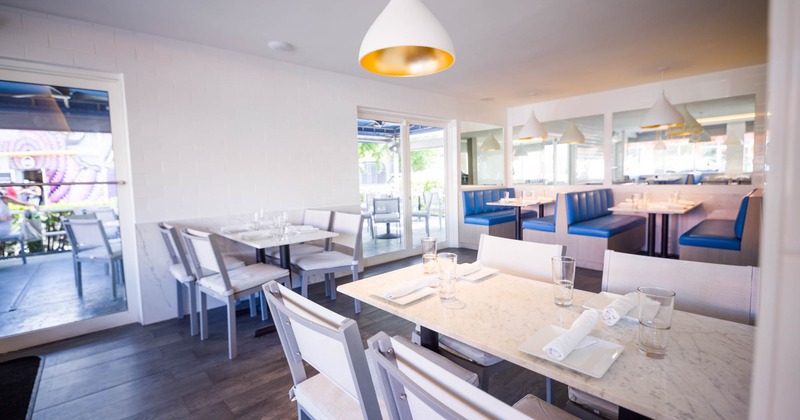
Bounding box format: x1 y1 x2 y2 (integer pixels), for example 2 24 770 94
522 215 556 232
679 219 741 251
464 210 516 226
568 215 645 238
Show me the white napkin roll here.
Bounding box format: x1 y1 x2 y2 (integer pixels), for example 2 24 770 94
602 292 637 326
543 310 601 361
384 276 435 299
459 261 484 277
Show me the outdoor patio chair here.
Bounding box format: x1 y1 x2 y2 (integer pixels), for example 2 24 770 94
372 197 401 239
411 192 432 237
0 231 26 264
63 218 124 299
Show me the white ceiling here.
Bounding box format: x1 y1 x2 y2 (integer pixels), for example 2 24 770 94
0 0 768 107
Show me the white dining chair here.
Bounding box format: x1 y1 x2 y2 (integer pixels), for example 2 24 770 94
372 197 401 239
63 218 124 299
263 280 382 419
180 228 290 359
368 332 576 420
267 209 333 264
291 212 364 313
158 223 247 336
567 250 760 418
411 192 432 236
431 234 566 391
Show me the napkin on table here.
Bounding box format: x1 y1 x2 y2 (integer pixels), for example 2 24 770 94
542 310 601 361
383 276 435 299
459 261 484 277
602 292 637 326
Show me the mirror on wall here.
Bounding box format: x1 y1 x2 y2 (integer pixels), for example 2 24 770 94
512 114 604 185
612 94 756 185
460 122 503 185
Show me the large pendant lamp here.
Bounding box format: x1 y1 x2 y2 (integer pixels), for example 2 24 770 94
641 68 684 129
560 122 585 144
359 0 455 77
641 91 684 129
518 111 547 140
481 133 501 151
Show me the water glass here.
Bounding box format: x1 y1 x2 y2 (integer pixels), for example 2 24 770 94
551 256 576 307
251 212 262 231
632 193 642 209
637 286 676 359
670 191 681 203
504 191 510 201
421 237 438 274
437 252 458 302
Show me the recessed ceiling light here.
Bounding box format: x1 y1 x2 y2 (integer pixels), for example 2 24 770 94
268 41 294 52
479 97 495 102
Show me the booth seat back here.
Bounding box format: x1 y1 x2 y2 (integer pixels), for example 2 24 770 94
564 189 613 226
463 188 515 216
734 194 750 239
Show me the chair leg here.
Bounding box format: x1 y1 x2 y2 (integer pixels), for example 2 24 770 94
260 290 268 321
200 292 209 340
352 268 361 314
328 273 337 300
18 238 26 264
300 273 309 298
176 281 185 319
111 260 117 299
74 260 83 298
324 275 330 297
249 294 257 318
227 295 237 359
189 282 199 336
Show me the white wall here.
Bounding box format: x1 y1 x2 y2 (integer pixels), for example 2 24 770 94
749 0 799 417
0 6 502 325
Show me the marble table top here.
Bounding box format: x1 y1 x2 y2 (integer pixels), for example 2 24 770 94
216 225 337 249
338 264 753 419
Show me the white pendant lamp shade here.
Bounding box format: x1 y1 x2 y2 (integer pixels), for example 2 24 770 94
359 0 455 77
513 146 528 157
667 104 703 138
481 133 501 151
654 139 667 150
641 91 684 129
518 111 547 140
560 122 585 144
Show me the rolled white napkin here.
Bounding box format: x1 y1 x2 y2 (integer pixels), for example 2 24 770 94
542 310 601 361
384 276 435 299
459 261 483 277
602 292 637 326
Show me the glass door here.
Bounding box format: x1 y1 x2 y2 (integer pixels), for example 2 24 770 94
0 60 135 353
358 113 448 263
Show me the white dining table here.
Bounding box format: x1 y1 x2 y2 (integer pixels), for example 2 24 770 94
337 264 753 419
486 196 556 240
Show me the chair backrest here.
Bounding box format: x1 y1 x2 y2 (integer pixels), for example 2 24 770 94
734 190 757 239
63 218 113 255
367 332 530 420
477 234 565 282
89 207 118 223
180 228 233 292
462 188 515 216
158 222 193 278
601 250 759 325
373 197 400 216
564 189 613 226
331 212 364 261
264 281 381 419
303 209 333 231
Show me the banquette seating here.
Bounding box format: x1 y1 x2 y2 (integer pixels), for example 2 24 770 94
459 188 537 248
524 189 645 270
679 188 762 266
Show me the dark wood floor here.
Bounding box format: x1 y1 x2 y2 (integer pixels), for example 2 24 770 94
1 248 602 419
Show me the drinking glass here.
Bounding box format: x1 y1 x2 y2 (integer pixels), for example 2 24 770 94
551 256 576 307
504 191 510 201
421 237 438 274
437 252 458 302
632 193 642 209
251 212 262 231
670 191 680 203
637 286 676 359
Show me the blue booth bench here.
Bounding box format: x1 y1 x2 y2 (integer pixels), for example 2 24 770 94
458 188 538 248
679 189 761 266
525 189 645 270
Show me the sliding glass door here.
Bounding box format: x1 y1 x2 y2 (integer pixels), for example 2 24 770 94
358 112 449 263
